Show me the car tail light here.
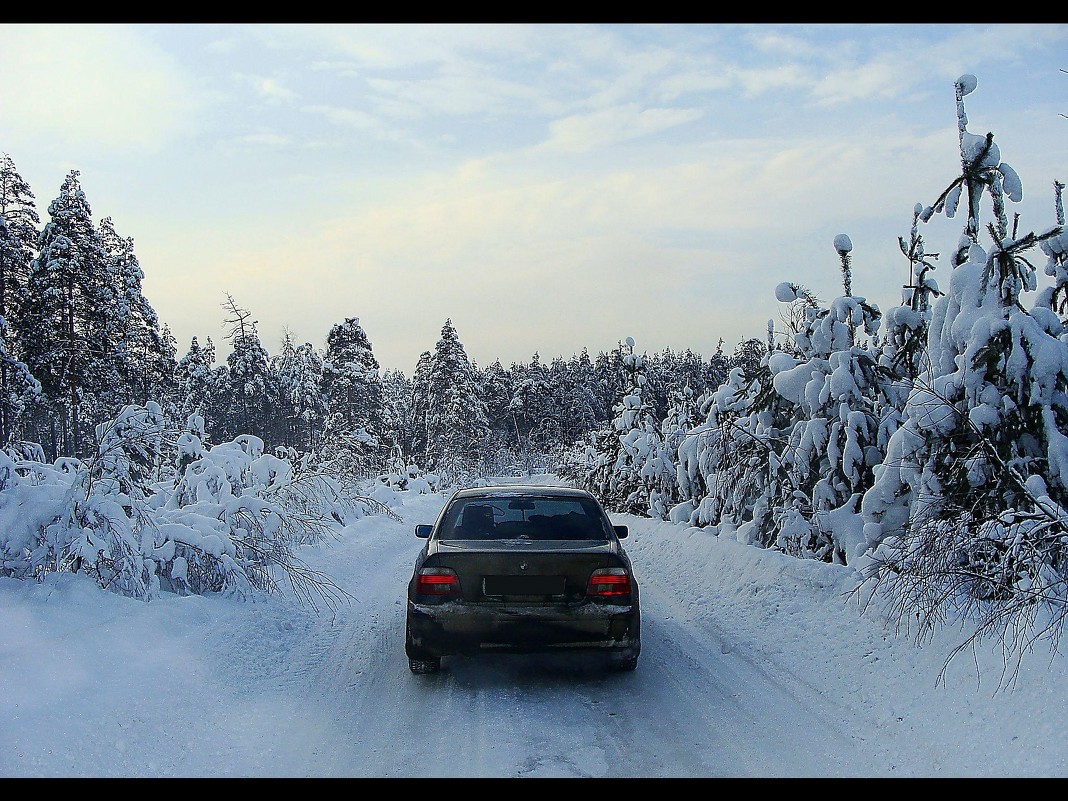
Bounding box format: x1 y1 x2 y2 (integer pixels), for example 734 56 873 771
586 567 631 597
416 567 460 596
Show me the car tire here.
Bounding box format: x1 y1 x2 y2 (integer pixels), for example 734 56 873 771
611 653 639 671
409 657 441 674
610 637 640 671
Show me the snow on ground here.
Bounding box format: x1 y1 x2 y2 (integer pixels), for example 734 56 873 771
1 476 1066 778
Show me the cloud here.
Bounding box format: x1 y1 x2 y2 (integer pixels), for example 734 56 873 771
0 24 204 153
539 104 704 154
733 64 815 97
234 74 298 104
365 71 553 118
746 29 826 59
232 132 293 147
302 105 381 130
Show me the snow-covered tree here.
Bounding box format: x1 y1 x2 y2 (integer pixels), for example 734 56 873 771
609 338 677 517
270 332 326 454
20 170 113 458
477 359 520 475
405 350 433 465
565 338 676 517
1035 180 1068 326
658 383 699 519
422 319 490 485
97 216 173 410
0 153 39 352
508 353 558 471
318 316 385 481
0 402 384 609
379 367 413 467
765 237 882 563
0 219 40 446
217 295 271 443
175 335 218 436
859 75 1068 663
675 321 797 544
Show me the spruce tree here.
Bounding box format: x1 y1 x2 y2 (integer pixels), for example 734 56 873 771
0 153 39 368
509 352 557 467
21 170 111 458
0 219 39 445
98 216 171 409
766 238 882 563
406 350 433 467
175 336 217 434
379 367 413 469
478 359 517 473
423 319 490 484
318 316 385 479
219 295 270 442
859 75 1068 662
553 353 600 448
271 332 326 454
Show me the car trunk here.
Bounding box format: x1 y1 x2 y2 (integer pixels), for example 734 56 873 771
431 539 617 603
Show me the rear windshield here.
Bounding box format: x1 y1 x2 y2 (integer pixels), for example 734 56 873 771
438 496 612 541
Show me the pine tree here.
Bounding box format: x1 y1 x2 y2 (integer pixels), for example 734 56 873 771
660 383 699 520
766 238 882 563
98 216 171 410
607 338 676 516
21 170 112 458
675 324 796 541
270 332 326 453
318 316 385 480
0 219 39 446
0 153 39 368
406 350 433 467
859 75 1068 661
175 336 217 434
1036 180 1068 326
219 295 270 442
423 319 490 484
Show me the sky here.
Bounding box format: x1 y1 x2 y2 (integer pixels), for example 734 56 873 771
2 477 1065 777
1 22 1066 374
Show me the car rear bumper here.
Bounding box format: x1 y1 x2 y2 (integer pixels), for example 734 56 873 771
406 600 640 658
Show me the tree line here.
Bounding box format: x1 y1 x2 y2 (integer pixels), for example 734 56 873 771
3 75 1068 666
0 155 755 485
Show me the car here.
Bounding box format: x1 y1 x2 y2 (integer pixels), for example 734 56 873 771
404 485 640 674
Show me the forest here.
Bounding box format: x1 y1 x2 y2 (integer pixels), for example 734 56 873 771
1 75 1067 662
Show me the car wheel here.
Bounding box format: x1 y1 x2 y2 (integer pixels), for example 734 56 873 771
611 639 640 671
409 657 441 674
611 653 639 671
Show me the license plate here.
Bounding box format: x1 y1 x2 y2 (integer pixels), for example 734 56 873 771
483 575 565 596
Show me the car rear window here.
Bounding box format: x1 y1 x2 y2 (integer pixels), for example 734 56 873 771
439 496 612 541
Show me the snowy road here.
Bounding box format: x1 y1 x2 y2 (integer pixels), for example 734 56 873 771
181 490 882 778
6 482 1067 778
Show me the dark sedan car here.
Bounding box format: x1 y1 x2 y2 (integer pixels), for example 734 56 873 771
405 485 640 674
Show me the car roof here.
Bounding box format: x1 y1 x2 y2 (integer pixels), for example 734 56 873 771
450 484 596 501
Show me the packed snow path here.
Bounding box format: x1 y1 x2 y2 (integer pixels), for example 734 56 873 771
199 490 873 778
5 483 1066 777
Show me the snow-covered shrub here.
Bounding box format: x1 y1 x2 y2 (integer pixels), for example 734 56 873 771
0 402 396 608
675 363 768 531
561 338 678 517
